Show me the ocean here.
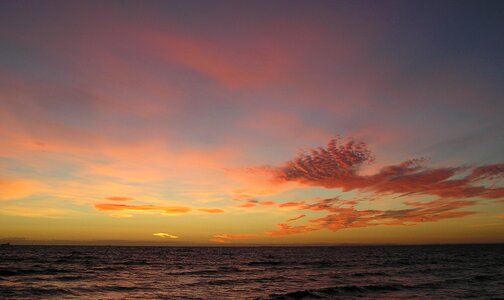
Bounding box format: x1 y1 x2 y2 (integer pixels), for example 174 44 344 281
0 244 503 299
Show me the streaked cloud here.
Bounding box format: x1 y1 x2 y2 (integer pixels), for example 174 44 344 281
197 208 224 214
95 202 226 217
105 197 133 201
287 214 306 222
95 203 191 216
0 179 47 201
210 234 259 244
153 232 179 239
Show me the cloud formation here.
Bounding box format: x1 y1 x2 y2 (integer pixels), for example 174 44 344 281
210 234 258 243
197 208 224 213
287 214 306 222
95 202 226 217
153 232 179 239
105 197 133 201
238 199 277 208
95 203 191 216
267 197 477 237
275 138 504 200
239 137 504 238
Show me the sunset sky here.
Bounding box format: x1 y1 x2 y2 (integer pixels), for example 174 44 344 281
1 0 503 245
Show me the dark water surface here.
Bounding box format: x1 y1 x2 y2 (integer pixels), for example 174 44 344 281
0 245 503 299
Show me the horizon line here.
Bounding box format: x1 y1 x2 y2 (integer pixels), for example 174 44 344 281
2 241 503 247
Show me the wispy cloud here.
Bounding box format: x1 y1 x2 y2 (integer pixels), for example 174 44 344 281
266 223 316 237
95 202 225 217
110 213 132 218
0 179 47 201
287 214 306 222
197 208 224 213
238 199 276 208
95 203 191 216
266 197 477 237
105 197 133 201
210 234 258 243
153 232 179 239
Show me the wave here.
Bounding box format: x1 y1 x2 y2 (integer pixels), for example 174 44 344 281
192 275 289 287
54 275 92 282
0 270 18 276
266 284 406 299
168 266 242 276
351 271 388 277
98 286 144 292
247 261 284 266
0 287 77 297
124 260 150 265
473 274 494 281
0 268 71 277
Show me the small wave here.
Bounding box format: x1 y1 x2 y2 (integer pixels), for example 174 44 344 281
248 261 283 266
473 274 494 281
0 270 18 277
124 260 150 266
38 268 72 275
0 268 71 277
267 284 405 299
219 266 242 272
174 269 219 275
207 279 234 286
55 275 92 282
169 266 242 276
199 276 289 287
25 287 77 297
91 266 122 271
351 271 388 277
98 285 143 292
0 286 77 298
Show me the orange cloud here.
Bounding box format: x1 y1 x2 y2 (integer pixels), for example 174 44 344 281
266 197 477 237
105 197 132 201
197 208 224 214
110 213 132 218
94 203 191 215
153 232 179 239
266 224 317 237
238 199 277 209
279 202 305 208
95 203 226 217
210 234 258 243
0 179 46 201
239 202 257 208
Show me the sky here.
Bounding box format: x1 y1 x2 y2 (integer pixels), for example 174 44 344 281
1 0 503 245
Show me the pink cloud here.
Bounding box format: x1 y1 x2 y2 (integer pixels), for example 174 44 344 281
267 197 477 236
274 138 504 200
243 137 503 237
